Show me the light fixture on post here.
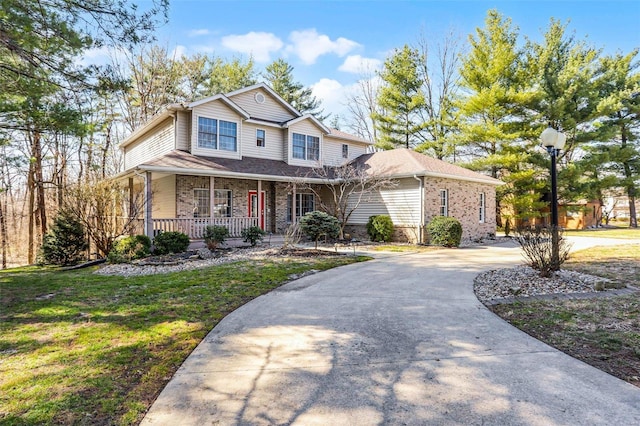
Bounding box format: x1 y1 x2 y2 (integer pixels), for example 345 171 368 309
540 126 566 270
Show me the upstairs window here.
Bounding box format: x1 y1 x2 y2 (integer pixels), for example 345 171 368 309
256 129 266 147
479 192 486 223
342 144 349 159
292 133 320 161
198 117 217 149
193 189 210 217
197 117 237 151
439 189 448 217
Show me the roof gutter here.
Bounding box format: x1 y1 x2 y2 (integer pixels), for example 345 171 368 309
371 171 503 186
135 165 336 185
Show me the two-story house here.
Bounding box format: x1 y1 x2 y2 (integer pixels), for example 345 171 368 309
118 83 502 243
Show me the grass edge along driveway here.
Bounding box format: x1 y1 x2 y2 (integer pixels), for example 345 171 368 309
0 255 369 425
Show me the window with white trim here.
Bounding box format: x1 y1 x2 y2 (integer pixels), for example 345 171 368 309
197 117 237 151
479 192 486 223
193 189 210 217
439 189 448 216
214 189 232 218
287 193 315 221
342 144 349 159
292 133 320 161
256 129 265 147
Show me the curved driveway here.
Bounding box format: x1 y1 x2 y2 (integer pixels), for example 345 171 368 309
142 238 640 425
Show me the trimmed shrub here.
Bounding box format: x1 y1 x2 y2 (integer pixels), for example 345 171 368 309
427 216 462 247
241 226 266 246
204 225 229 250
299 211 340 249
153 231 190 255
108 235 151 263
366 215 394 242
40 211 88 265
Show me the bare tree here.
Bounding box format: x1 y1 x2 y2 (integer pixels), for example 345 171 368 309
300 164 396 239
63 179 145 257
414 27 463 160
344 67 383 142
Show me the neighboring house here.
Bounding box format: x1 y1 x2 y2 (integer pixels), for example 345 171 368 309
604 192 639 222
519 199 601 230
117 83 502 244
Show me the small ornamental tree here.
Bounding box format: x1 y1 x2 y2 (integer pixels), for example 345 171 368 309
40 210 88 265
514 226 572 277
299 211 340 249
427 216 462 247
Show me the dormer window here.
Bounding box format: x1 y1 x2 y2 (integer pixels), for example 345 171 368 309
198 117 237 151
292 133 319 161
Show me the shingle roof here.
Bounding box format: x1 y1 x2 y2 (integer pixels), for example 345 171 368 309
133 148 502 186
327 129 374 144
350 148 503 185
138 150 328 181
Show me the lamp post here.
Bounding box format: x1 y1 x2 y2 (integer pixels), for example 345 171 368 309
540 127 566 269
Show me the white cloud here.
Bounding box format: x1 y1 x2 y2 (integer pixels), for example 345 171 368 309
311 78 349 118
188 29 210 37
286 29 360 65
338 55 382 74
221 32 283 62
170 45 187 59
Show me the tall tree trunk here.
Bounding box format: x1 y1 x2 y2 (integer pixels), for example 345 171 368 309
0 195 7 269
621 124 638 228
27 162 35 264
32 131 47 236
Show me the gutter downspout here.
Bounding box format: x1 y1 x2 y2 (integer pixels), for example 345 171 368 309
413 174 424 244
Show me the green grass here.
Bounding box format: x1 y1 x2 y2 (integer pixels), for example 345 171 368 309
564 226 640 239
491 244 640 387
0 255 369 425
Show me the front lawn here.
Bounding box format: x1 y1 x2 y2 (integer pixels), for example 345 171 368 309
564 226 640 239
490 245 640 387
0 255 369 425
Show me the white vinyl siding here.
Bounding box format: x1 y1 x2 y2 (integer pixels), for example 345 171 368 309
228 89 297 122
322 136 368 166
176 111 190 151
151 175 176 218
346 178 420 226
124 118 174 169
191 100 242 159
241 122 284 160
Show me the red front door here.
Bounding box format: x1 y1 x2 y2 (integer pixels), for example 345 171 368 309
248 191 265 229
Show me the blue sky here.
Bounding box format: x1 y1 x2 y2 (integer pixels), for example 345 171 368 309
148 0 640 117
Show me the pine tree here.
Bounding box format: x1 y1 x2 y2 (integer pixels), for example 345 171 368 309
263 59 325 119
456 10 543 225
374 45 426 149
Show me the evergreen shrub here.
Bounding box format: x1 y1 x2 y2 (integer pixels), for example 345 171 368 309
299 211 340 249
204 225 229 250
153 231 190 254
40 211 88 265
427 216 462 247
241 226 266 246
366 215 394 242
108 235 151 263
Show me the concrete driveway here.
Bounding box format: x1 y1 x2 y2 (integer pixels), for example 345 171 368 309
142 239 640 425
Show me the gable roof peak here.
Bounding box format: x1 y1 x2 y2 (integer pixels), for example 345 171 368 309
224 82 302 117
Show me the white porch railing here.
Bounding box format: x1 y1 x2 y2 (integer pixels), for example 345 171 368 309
152 217 259 239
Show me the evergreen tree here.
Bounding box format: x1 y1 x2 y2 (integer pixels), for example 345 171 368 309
40 210 88 265
263 59 325 118
589 50 640 227
456 10 543 225
205 56 258 95
373 45 426 149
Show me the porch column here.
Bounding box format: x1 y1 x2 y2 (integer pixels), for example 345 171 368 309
292 183 297 224
210 176 215 222
128 177 134 218
257 179 263 229
144 171 153 238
